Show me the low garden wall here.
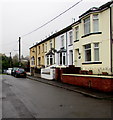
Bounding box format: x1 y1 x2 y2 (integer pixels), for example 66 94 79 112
61 74 113 92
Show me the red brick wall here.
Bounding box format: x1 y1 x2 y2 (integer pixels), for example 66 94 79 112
61 75 113 92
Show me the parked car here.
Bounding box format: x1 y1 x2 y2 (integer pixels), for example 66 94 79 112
11 67 19 76
14 68 26 78
7 68 12 75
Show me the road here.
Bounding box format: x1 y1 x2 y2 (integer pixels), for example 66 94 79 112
1 75 112 118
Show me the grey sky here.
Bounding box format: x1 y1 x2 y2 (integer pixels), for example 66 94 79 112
1 0 110 57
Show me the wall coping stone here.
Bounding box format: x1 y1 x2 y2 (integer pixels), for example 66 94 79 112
62 74 113 79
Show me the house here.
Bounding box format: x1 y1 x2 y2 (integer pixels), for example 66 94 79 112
30 0 113 77
55 25 73 67
30 45 37 75
72 0 113 74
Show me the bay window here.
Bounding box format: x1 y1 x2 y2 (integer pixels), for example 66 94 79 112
94 43 99 61
93 14 99 32
84 17 90 35
84 44 91 62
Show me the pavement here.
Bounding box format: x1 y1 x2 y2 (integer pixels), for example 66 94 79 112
27 75 113 100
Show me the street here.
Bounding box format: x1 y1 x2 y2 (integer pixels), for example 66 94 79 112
2 75 112 118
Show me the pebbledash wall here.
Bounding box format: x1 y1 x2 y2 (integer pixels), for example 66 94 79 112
72 2 113 74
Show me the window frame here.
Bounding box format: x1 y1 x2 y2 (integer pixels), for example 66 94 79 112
84 16 90 35
75 26 79 41
84 44 91 62
94 43 99 61
69 31 73 45
93 14 99 32
61 35 64 47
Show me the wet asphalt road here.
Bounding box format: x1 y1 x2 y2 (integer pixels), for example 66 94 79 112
2 75 112 118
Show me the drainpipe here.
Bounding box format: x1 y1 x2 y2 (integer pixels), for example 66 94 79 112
36 46 37 68
66 32 68 66
110 5 113 73
54 38 55 64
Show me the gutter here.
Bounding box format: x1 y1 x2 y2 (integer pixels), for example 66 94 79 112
66 32 68 66
36 46 37 68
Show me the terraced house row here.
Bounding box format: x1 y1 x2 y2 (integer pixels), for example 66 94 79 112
30 1 113 77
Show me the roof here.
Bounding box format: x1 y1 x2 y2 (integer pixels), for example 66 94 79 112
29 24 72 49
79 0 113 19
30 0 113 49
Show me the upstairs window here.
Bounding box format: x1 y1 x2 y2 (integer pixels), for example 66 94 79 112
84 17 90 35
93 14 99 32
42 44 44 53
69 31 73 45
38 57 41 65
38 46 40 54
50 40 52 49
75 26 79 41
45 43 47 52
61 35 64 47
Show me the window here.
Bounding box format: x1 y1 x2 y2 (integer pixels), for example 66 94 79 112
69 50 73 65
69 31 73 45
84 17 90 35
93 14 99 32
42 44 44 53
50 40 52 49
31 56 35 65
38 46 40 54
84 44 91 62
38 57 41 65
61 35 64 47
45 43 47 52
63 53 66 65
94 43 99 61
47 55 49 65
75 26 79 41
60 53 62 65
50 55 53 65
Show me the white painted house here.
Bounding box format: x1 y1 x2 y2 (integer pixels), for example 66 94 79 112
55 25 73 67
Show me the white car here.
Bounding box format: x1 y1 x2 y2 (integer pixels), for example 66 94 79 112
7 68 12 75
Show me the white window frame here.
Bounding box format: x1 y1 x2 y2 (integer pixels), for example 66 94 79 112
75 26 79 41
45 43 47 52
84 16 90 35
50 40 52 49
84 44 91 62
42 44 44 53
38 46 40 54
94 43 99 61
93 14 99 32
69 31 73 45
61 35 64 47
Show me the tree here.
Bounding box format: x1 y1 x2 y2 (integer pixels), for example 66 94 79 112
12 54 19 67
0 53 10 73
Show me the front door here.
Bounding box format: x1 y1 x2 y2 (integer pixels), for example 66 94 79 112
75 49 81 67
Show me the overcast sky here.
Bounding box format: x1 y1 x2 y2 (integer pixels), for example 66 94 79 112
0 0 110 57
